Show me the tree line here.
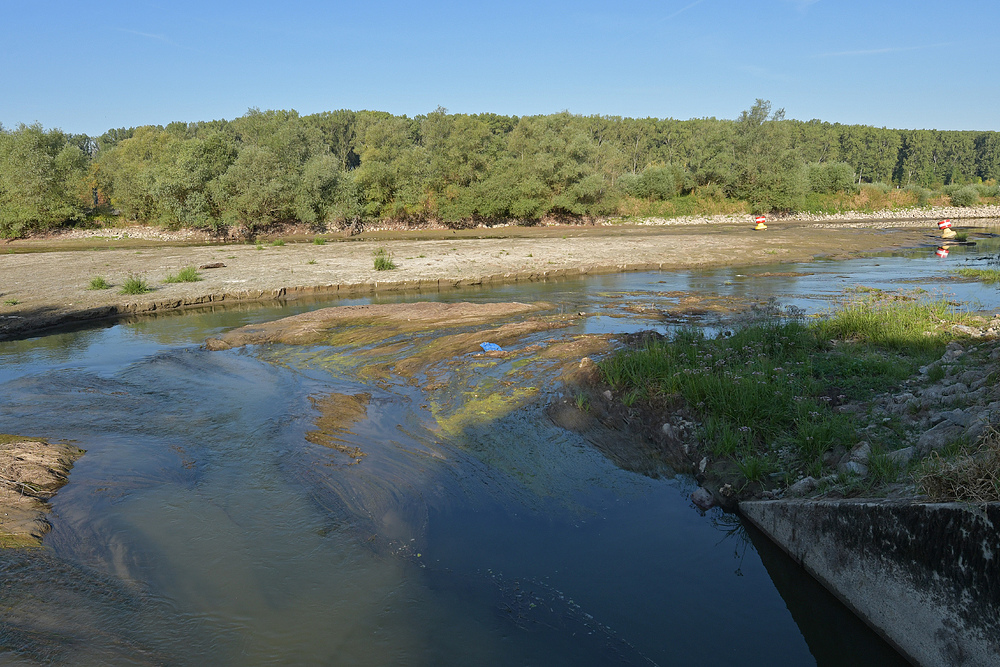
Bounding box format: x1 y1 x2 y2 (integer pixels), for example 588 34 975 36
2 100 999 238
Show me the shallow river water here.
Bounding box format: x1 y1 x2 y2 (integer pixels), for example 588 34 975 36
1 234 998 665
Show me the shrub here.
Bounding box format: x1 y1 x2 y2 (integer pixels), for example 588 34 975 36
862 182 891 195
950 185 980 207
623 164 691 200
88 276 111 290
903 184 932 205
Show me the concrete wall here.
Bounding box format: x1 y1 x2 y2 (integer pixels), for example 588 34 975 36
740 499 1000 667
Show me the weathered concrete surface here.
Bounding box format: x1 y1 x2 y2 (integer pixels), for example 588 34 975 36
740 499 1000 666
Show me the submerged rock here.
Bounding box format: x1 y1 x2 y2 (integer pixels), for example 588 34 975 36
691 487 716 511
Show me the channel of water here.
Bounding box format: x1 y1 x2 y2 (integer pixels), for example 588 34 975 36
1 234 998 665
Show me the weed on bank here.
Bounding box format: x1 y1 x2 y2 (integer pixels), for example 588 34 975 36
599 293 970 492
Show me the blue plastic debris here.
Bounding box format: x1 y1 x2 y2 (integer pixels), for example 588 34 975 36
480 342 503 352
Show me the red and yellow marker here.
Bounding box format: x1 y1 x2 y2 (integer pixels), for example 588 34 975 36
754 215 767 230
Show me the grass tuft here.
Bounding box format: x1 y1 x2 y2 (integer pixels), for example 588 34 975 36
373 247 397 271
119 274 151 295
88 276 112 290
163 266 202 283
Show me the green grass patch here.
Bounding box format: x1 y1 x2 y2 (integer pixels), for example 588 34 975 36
119 274 151 295
3 298 20 306
163 266 202 283
313 237 326 245
88 276 112 290
271 238 285 247
813 291 953 353
373 247 396 271
599 292 966 490
953 268 1000 284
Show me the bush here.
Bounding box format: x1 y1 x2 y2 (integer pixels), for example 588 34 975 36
623 164 690 200
88 276 111 290
863 182 891 195
950 186 980 207
973 183 1000 198
903 184 932 205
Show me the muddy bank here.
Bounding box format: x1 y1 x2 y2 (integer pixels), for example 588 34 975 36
1 218 983 340
0 435 84 548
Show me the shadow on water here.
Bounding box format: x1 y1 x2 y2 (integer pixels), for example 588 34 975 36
6 234 999 663
741 519 911 667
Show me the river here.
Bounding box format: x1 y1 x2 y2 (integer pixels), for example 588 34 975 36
1 235 997 665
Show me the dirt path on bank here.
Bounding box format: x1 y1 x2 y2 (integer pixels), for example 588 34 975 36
0 218 992 339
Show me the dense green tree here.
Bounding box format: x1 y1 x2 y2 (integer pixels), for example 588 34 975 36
216 145 293 235
353 114 429 219
975 133 1000 182
727 100 806 212
806 162 855 193
839 126 901 184
0 123 87 236
5 105 1000 237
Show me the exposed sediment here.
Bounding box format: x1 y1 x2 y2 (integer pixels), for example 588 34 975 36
4 217 991 340
0 435 85 548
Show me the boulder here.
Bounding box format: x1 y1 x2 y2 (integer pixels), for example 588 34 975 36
787 476 818 497
916 421 965 456
887 447 916 466
939 408 973 427
849 441 871 464
842 461 869 477
941 382 969 397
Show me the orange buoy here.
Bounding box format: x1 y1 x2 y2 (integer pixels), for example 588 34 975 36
754 215 767 230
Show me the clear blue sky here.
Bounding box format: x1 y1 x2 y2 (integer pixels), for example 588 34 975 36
2 0 997 136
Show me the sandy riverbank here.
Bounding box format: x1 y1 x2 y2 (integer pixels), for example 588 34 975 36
2 213 997 340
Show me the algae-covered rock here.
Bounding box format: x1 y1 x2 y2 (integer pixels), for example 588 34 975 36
205 301 549 350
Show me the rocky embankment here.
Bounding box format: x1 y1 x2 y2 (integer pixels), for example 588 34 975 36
632 203 1000 227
